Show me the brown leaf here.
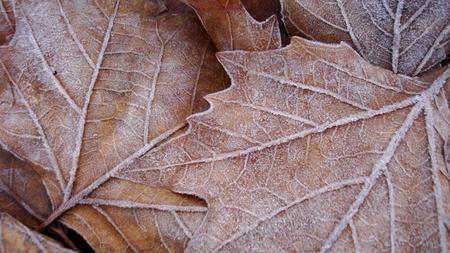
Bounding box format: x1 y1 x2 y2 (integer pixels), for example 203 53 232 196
161 0 282 22
120 37 450 252
0 0 15 45
0 212 73 253
241 0 281 22
160 0 192 14
181 0 282 51
0 147 52 228
281 0 450 76
0 0 227 251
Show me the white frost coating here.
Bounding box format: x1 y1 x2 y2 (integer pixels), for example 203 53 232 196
391 0 404 73
213 177 368 251
21 8 81 114
211 96 320 126
65 0 120 201
153 210 174 253
0 215 73 253
92 206 139 253
320 99 423 253
282 0 450 75
0 0 12 29
129 96 418 173
79 198 207 212
413 22 450 76
22 225 48 253
319 68 450 252
424 102 448 253
0 61 66 191
348 220 361 253
39 122 186 228
56 0 95 69
383 168 396 253
171 210 194 238
335 0 363 52
144 19 165 145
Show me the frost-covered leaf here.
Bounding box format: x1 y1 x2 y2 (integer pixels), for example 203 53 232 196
180 0 282 51
281 0 450 76
0 0 228 251
120 37 450 252
241 0 281 22
0 146 52 228
0 0 15 45
0 144 208 252
0 213 73 253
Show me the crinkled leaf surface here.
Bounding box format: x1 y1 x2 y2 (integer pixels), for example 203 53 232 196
0 213 73 253
180 0 281 51
0 145 208 252
281 0 450 76
120 37 450 252
0 146 52 228
0 0 228 251
0 0 15 45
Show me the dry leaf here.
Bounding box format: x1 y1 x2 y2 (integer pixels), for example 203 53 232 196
0 144 208 252
0 0 15 45
241 0 281 22
0 0 228 251
281 0 450 76
0 213 73 253
161 0 282 22
180 0 282 51
160 0 192 14
0 147 52 228
119 37 450 252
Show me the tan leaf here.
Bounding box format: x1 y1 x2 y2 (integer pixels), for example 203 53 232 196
0 0 227 251
0 147 52 228
0 144 208 252
120 37 450 252
0 212 73 253
281 0 450 76
0 0 15 45
180 0 282 51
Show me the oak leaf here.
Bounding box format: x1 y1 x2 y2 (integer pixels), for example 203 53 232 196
0 213 73 253
180 0 282 51
119 37 450 252
281 0 450 76
0 0 227 251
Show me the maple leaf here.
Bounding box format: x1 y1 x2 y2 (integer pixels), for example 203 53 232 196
281 0 450 76
241 0 281 22
0 0 14 45
180 0 282 51
0 213 73 253
119 37 450 252
162 0 282 22
0 146 52 228
0 0 227 251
